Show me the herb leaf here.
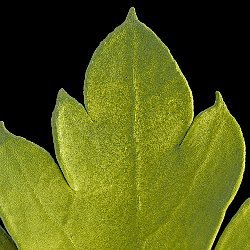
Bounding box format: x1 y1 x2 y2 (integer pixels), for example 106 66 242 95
0 7 246 249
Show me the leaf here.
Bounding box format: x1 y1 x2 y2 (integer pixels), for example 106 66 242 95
0 7 246 249
0 121 75 249
0 225 17 249
215 198 250 249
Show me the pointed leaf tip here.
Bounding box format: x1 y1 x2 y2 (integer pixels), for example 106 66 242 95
0 121 9 144
56 88 69 102
125 7 138 22
0 121 5 129
58 88 67 97
215 91 224 106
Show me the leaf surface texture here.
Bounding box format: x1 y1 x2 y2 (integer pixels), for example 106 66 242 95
216 198 250 249
0 7 246 250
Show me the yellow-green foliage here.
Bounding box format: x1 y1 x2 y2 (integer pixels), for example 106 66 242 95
0 7 249 249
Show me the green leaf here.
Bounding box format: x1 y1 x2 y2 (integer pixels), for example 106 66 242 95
216 198 250 249
0 121 75 249
0 225 17 249
0 7 246 249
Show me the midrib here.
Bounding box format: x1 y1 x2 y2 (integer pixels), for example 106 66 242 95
130 19 141 246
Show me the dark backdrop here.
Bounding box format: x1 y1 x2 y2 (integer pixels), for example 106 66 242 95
0 1 249 247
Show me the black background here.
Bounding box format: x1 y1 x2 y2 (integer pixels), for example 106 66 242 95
0 1 249 247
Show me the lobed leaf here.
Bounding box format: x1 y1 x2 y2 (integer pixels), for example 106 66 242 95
0 7 246 249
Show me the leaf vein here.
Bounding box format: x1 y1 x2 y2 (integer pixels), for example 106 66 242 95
143 111 225 246
130 19 141 245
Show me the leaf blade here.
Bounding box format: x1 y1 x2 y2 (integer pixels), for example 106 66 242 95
0 7 246 249
0 122 75 249
143 92 245 249
53 7 194 247
215 198 250 249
